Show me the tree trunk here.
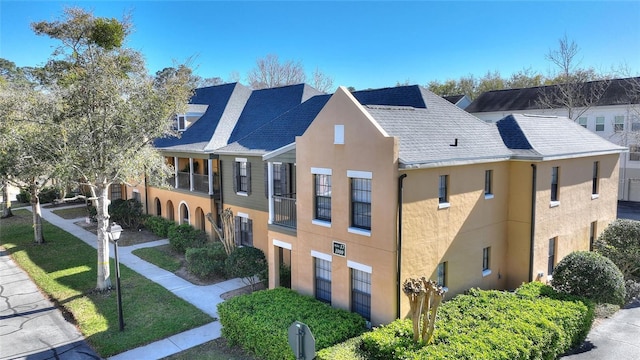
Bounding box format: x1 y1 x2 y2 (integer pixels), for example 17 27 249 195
94 185 112 291
1 179 12 218
30 182 44 244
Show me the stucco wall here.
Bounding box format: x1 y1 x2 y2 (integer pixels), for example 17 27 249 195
146 187 215 235
294 88 399 325
400 161 509 316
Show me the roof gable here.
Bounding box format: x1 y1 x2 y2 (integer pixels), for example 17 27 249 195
352 85 427 108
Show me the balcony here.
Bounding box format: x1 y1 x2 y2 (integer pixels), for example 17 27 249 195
273 193 296 229
169 171 219 196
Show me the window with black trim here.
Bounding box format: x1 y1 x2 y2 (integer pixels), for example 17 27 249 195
482 247 490 271
233 160 251 194
592 161 599 195
437 262 447 287
551 167 559 202
548 237 557 276
351 178 371 230
315 258 332 304
234 216 253 246
484 170 493 197
351 269 371 321
439 175 448 204
589 221 597 251
315 174 331 222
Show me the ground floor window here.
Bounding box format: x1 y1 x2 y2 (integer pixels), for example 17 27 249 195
315 257 332 303
235 216 253 246
351 269 371 321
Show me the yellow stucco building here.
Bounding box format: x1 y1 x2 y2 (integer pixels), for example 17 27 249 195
139 82 624 327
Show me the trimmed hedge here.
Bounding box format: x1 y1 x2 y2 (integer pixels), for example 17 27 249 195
185 242 227 279
217 287 366 360
551 251 626 305
349 282 594 360
143 215 174 238
168 223 207 254
109 199 143 229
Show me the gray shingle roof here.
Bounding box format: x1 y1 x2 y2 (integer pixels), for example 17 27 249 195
216 94 331 155
466 77 640 113
496 114 627 159
364 88 512 168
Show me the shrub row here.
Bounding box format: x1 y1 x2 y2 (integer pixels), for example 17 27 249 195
143 215 175 238
17 186 59 204
109 199 144 229
321 282 593 360
218 287 367 360
168 223 208 253
185 242 227 278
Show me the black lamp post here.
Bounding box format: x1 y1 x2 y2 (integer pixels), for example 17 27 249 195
108 222 124 331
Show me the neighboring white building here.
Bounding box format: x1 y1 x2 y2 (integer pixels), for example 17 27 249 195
467 77 640 201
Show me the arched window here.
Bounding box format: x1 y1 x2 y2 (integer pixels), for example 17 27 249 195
166 201 175 221
180 202 189 225
155 198 162 216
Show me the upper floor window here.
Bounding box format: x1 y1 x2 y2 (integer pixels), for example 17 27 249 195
175 114 187 131
439 175 449 206
273 163 283 196
595 117 605 132
315 174 332 222
351 178 371 230
233 158 251 195
592 161 599 196
484 170 493 198
551 166 560 203
631 145 640 161
578 117 587 128
614 116 625 132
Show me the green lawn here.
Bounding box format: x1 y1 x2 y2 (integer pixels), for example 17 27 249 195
132 245 182 272
0 210 214 357
51 206 91 219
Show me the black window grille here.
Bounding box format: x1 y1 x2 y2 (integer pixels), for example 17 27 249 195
315 174 331 221
351 269 371 321
315 258 331 303
351 178 371 230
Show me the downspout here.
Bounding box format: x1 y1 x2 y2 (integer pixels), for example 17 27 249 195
397 173 407 319
529 164 537 282
144 167 149 215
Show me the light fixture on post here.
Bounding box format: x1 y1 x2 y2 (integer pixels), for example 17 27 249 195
108 222 124 331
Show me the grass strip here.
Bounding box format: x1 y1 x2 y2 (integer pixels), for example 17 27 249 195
0 210 213 357
51 206 90 219
132 245 182 272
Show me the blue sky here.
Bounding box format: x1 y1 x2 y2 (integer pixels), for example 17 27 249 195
1 1 639 90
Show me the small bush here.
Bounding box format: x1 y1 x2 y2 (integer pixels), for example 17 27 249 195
626 279 640 303
185 242 228 279
16 188 30 203
168 223 207 254
225 246 268 288
218 288 366 360
551 251 626 305
17 186 59 204
316 336 367 360
143 216 174 238
109 198 143 229
595 218 640 279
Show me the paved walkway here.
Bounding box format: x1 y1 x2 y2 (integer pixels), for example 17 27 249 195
4 205 246 360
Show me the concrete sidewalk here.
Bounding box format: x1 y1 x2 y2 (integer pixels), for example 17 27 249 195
12 205 247 359
0 248 101 360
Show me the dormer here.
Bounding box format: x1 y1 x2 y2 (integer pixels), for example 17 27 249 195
173 104 208 132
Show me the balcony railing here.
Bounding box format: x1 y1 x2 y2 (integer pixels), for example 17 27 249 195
273 193 296 229
170 172 219 195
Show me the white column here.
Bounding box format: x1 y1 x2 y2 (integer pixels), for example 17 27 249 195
174 156 178 188
189 158 194 191
268 161 274 224
208 158 214 195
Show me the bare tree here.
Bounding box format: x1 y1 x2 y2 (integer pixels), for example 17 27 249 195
247 54 306 89
538 35 610 120
311 67 334 92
